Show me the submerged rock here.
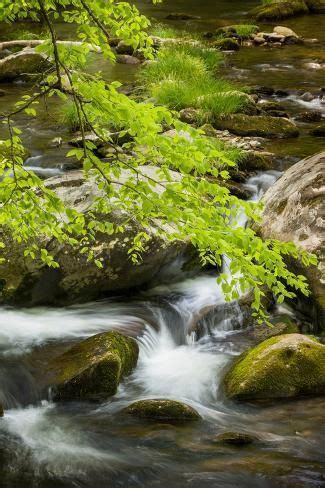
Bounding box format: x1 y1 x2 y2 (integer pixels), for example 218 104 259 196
255 152 324 328
224 334 325 401
121 399 201 422
213 114 299 138
214 431 257 445
0 48 52 82
50 331 138 401
0 169 194 305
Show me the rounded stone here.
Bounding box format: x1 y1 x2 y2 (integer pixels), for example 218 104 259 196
121 399 201 422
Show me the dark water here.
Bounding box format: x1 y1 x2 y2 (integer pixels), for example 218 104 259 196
0 2 325 487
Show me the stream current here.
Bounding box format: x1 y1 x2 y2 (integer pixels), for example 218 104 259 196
0 1 324 486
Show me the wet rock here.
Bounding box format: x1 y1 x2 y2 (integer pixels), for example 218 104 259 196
0 48 52 82
296 111 322 122
214 431 256 445
301 92 314 102
311 123 325 136
121 399 201 422
0 168 195 305
165 13 200 20
116 54 141 65
0 403 3 417
253 86 274 96
115 41 134 56
224 334 325 401
0 89 6 97
213 38 240 51
213 114 299 138
50 331 139 401
274 89 290 98
254 152 324 328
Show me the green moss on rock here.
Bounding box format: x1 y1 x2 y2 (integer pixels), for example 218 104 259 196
50 331 139 401
213 114 299 138
224 334 325 401
254 1 309 21
238 151 273 171
121 399 201 422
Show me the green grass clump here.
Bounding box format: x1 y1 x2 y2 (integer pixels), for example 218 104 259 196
226 24 260 38
149 23 200 40
140 43 247 120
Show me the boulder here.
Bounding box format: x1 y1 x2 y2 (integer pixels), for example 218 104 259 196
0 169 194 305
253 1 309 21
238 151 273 172
224 334 325 401
255 152 324 327
121 399 201 422
311 123 325 137
273 26 299 37
50 331 139 401
0 48 52 82
214 431 256 445
213 114 299 138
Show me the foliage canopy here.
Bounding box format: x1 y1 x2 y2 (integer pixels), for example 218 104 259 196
0 0 317 321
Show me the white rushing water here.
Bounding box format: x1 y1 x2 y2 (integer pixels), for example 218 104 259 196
0 170 284 484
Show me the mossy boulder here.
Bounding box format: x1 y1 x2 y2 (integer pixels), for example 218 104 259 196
238 151 273 172
213 114 299 138
224 334 325 401
253 1 309 21
213 38 240 51
50 331 139 401
214 431 256 445
121 399 201 422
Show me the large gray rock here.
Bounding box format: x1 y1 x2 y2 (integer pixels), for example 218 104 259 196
256 152 324 328
0 168 193 305
0 48 52 81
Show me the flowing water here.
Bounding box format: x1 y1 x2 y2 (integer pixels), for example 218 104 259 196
0 1 325 487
